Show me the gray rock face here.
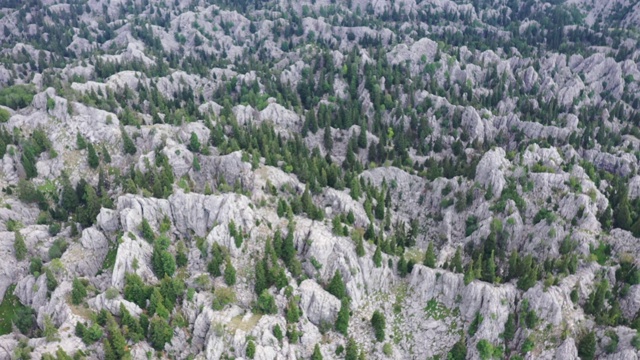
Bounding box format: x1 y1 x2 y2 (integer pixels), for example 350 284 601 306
475 148 510 197
60 227 110 278
298 280 341 326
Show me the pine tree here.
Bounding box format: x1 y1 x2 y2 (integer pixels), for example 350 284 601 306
345 338 359 360
614 197 632 230
71 278 87 305
397 255 408 277
14 231 27 261
327 271 346 299
192 155 201 171
76 132 86 150
335 299 350 335
311 344 323 360
102 144 111 163
254 259 268 295
357 125 367 149
423 242 436 268
149 316 173 350
121 127 137 155
373 245 382 267
599 206 613 231
370 310 386 342
503 313 516 342
464 259 475 285
356 236 365 257
484 250 496 283
286 298 301 323
281 226 296 266
141 218 155 242
323 124 333 152
451 247 463 273
577 332 596 360
87 143 99 168
188 132 201 153
224 258 236 286
103 338 116 360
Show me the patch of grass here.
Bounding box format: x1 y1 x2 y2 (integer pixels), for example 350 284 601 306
424 299 451 320
228 314 262 333
0 285 28 335
98 242 119 274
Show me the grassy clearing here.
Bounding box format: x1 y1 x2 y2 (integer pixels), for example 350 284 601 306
0 285 27 335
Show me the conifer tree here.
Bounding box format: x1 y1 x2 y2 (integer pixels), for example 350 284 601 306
87 143 99 168
423 242 436 268
327 271 346 299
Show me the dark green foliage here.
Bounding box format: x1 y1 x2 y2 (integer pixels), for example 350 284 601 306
503 313 516 342
273 324 284 342
286 297 301 323
256 290 277 314
188 132 201 153
13 306 35 335
149 316 173 350
397 255 408 277
48 239 68 259
373 245 382 267
327 271 346 299
345 338 358 360
246 340 256 359
87 143 99 168
451 247 463 273
0 108 9 123
476 339 494 360
423 242 436 268
76 322 103 345
140 218 155 242
71 278 87 305
13 231 26 261
0 85 36 110
76 132 87 150
335 299 350 335
577 332 596 360
121 127 137 155
151 243 176 278
29 257 42 275
370 310 385 342
124 273 151 308
312 344 323 360
224 259 236 286
102 144 111 163
448 339 467 360
468 312 483 336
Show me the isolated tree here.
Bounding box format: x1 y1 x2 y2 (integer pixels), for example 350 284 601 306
335 299 350 335
76 132 86 150
327 271 346 299
423 242 436 268
370 310 386 342
101 144 111 163
373 245 382 267
87 143 99 168
224 258 237 286
71 278 87 305
188 132 201 153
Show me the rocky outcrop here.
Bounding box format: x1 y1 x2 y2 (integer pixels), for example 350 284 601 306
298 280 341 326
